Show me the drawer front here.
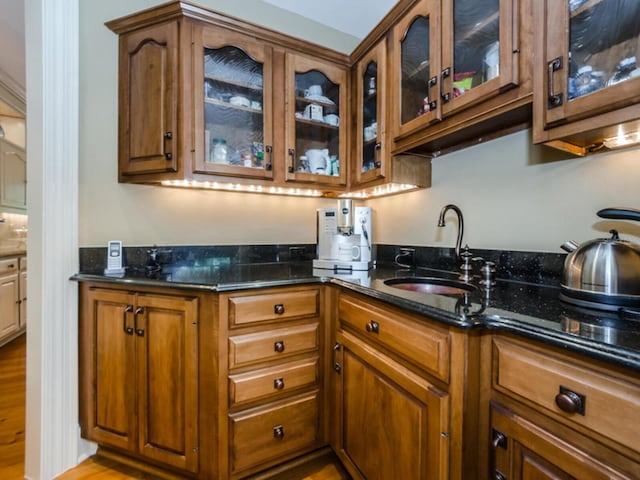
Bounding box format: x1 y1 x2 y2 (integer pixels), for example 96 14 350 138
229 323 319 369
228 289 319 327
0 258 19 276
493 337 640 451
229 391 320 473
229 356 319 406
339 294 450 382
19 256 26 271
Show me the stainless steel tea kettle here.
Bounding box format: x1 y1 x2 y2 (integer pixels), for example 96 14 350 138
560 208 640 311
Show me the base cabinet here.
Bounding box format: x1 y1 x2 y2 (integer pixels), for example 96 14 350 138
334 329 449 480
79 285 200 474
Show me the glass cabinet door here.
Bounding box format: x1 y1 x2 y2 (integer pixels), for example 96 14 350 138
392 0 441 139
440 0 517 114
285 54 347 186
193 29 273 179
543 0 640 130
355 40 387 185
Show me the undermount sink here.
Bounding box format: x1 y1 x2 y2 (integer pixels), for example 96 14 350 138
384 277 477 295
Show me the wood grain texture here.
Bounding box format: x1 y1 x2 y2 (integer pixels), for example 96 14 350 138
0 333 26 480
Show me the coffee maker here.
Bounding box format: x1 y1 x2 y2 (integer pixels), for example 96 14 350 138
313 199 373 271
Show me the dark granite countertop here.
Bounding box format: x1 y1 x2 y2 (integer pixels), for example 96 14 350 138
72 261 640 372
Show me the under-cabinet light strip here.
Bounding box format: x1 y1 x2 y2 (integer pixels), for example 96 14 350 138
161 179 324 197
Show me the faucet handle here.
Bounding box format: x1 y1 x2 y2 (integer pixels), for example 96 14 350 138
458 247 474 283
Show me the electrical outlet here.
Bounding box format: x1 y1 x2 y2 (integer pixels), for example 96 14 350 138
289 246 306 260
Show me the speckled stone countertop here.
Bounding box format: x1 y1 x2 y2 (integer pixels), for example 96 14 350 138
72 261 640 372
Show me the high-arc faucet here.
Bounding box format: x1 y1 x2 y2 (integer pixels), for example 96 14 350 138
437 204 464 262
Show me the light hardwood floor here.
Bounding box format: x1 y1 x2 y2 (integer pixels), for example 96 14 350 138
0 335 348 480
0 333 26 480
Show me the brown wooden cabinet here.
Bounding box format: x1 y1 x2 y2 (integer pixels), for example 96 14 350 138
107 2 350 195
79 285 200 474
483 334 640 479
218 286 327 479
532 0 640 155
332 290 481 480
386 0 532 155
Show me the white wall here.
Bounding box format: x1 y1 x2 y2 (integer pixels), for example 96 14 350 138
79 0 640 254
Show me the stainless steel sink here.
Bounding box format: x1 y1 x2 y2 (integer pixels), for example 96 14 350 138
384 277 477 295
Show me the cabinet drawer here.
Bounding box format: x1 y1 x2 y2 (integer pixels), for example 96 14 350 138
229 391 320 473
229 323 319 369
493 337 640 452
0 258 19 275
228 288 319 327
339 294 450 382
229 356 319 406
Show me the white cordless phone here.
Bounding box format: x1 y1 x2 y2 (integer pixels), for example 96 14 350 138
104 240 125 275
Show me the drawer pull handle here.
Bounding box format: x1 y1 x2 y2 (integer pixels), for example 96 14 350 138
274 340 285 353
274 378 284 390
123 305 134 335
492 429 507 449
273 425 284 439
365 320 379 334
274 303 285 315
555 386 586 415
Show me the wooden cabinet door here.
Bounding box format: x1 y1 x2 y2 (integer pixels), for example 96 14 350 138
118 21 179 176
80 288 137 452
0 139 26 210
0 273 20 339
391 0 442 140
284 52 348 187
334 329 449 480
536 0 640 130
193 26 274 180
440 0 519 116
491 403 634 480
135 294 199 473
354 38 388 186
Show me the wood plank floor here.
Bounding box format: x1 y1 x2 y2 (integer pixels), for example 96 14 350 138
0 333 26 480
0 334 348 480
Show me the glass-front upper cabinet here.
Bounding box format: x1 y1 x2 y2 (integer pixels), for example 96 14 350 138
540 0 640 130
193 29 273 179
440 0 518 115
354 39 387 185
285 53 348 186
392 0 441 138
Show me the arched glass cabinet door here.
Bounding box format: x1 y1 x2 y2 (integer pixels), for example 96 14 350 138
193 29 273 179
392 0 442 139
355 38 387 186
285 53 348 187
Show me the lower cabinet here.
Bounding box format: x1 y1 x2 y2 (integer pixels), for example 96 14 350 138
79 285 200 474
334 329 449 480
0 257 22 345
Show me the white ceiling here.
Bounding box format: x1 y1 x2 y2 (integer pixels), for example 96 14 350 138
262 0 397 39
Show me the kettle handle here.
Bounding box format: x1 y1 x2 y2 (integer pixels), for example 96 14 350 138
597 208 640 222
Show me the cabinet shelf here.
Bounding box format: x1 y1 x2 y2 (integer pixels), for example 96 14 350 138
205 97 263 114
456 11 499 44
204 74 263 92
405 60 431 81
295 96 337 109
295 117 339 130
570 0 604 18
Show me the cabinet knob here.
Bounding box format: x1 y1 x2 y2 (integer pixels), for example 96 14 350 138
492 429 507 449
555 386 586 415
273 425 284 439
334 362 341 373
274 377 284 390
365 320 379 334
274 340 285 353
274 303 285 315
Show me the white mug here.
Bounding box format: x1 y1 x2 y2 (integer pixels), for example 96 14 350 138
304 84 323 97
337 243 361 262
306 148 329 173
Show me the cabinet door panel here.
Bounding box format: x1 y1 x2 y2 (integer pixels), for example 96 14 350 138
120 22 178 175
136 294 199 473
0 273 20 338
0 141 26 210
81 289 137 451
335 330 449 480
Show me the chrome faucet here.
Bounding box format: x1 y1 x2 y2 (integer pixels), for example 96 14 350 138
437 204 464 262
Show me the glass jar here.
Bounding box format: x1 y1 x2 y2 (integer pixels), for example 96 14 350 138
211 138 228 164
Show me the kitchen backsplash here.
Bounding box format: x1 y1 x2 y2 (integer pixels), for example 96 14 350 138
79 243 565 286
0 212 27 253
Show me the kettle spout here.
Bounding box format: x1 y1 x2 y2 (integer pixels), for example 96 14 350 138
560 240 580 253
